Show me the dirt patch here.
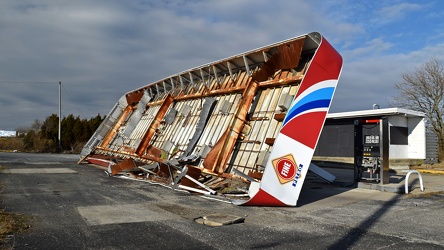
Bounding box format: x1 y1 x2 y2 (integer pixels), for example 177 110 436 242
411 163 444 171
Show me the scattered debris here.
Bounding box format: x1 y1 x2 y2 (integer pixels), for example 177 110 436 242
194 214 245 227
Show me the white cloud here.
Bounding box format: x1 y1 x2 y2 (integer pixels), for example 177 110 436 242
378 2 423 22
344 38 394 59
332 41 444 112
0 0 443 129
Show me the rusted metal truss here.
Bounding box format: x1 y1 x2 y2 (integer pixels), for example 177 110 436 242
79 32 324 200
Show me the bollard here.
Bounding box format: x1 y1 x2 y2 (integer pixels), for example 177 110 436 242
405 170 424 194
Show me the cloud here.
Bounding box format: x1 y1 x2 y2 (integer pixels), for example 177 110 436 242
344 38 394 59
331 41 444 112
0 0 443 130
378 2 424 22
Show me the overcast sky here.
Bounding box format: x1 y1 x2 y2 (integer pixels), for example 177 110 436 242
1 0 444 130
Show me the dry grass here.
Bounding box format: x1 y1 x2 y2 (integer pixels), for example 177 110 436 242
0 164 31 247
411 162 444 170
0 210 31 246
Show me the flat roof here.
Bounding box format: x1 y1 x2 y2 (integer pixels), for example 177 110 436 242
327 108 425 119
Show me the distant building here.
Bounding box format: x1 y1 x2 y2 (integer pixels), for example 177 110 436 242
313 108 433 165
0 130 17 138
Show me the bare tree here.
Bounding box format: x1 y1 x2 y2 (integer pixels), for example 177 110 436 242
392 58 444 161
30 119 42 132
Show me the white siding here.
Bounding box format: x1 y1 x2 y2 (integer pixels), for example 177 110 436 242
408 117 426 159
390 145 408 158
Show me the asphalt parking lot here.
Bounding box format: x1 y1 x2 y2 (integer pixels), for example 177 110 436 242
1 152 444 249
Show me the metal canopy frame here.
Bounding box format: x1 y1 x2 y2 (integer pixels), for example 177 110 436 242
80 32 333 206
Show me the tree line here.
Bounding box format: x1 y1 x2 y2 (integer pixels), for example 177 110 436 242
1 114 104 153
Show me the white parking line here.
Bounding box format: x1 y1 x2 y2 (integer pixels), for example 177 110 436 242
1 168 77 174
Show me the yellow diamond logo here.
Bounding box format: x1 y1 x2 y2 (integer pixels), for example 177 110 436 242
272 154 297 184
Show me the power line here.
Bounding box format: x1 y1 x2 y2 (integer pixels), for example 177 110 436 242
0 81 58 84
60 82 90 118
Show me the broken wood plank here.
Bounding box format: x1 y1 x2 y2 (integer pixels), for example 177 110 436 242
265 137 275 146
274 113 286 122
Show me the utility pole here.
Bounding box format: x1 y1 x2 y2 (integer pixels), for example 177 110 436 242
58 81 62 152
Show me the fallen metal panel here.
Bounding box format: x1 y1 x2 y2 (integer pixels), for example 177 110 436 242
182 97 217 157
308 162 336 183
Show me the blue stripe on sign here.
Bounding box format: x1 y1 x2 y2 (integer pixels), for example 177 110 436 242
289 87 335 115
283 99 331 125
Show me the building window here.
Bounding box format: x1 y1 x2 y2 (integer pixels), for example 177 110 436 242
390 126 408 145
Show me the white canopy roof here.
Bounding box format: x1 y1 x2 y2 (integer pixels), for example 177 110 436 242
327 108 425 119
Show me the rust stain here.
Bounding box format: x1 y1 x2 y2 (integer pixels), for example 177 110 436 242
126 90 145 105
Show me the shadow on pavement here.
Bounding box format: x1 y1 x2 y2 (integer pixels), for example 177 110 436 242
326 178 419 249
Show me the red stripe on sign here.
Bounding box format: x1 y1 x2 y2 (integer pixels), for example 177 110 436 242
243 189 287 206
296 39 343 98
280 111 326 149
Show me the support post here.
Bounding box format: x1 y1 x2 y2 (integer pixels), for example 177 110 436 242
380 117 389 184
58 81 62 152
